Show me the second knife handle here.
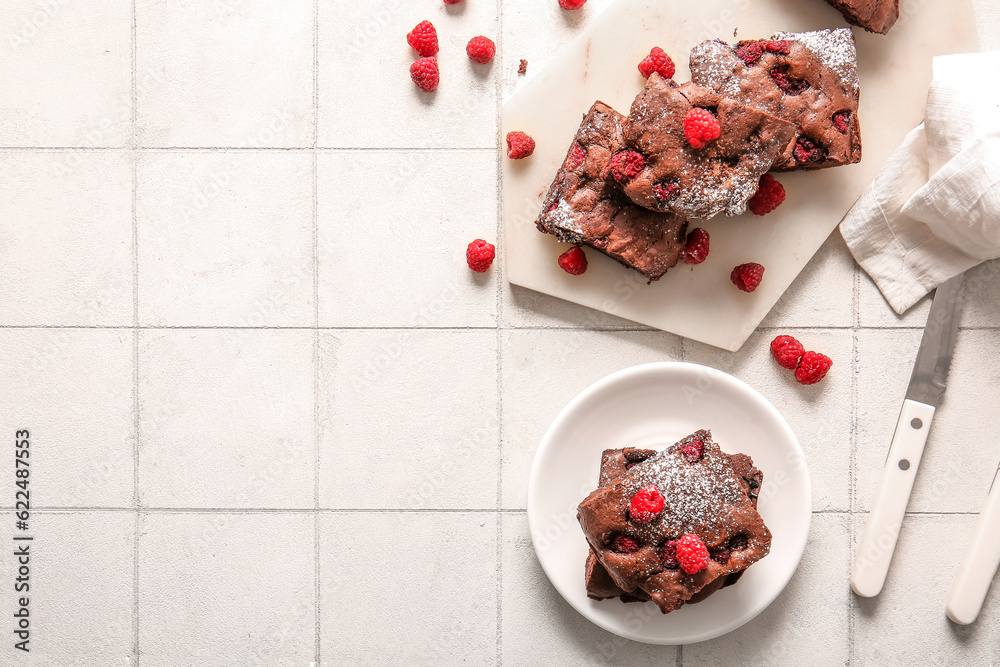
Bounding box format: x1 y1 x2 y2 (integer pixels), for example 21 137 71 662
852 399 937 598
946 465 1000 625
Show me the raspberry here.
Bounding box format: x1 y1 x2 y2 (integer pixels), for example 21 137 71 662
409 57 440 92
711 549 731 563
683 227 710 265
833 110 852 133
659 540 680 569
765 40 792 54
406 20 438 57
684 108 721 149
770 335 805 370
731 262 764 292
558 0 588 8
747 174 786 216
793 136 826 165
444 0 463 3
795 351 833 385
606 151 645 183
676 534 710 575
735 40 764 65
557 246 587 275
506 131 535 159
466 239 495 273
628 485 665 523
681 440 704 463
565 144 586 171
611 534 640 554
769 66 809 95
638 47 676 80
653 181 679 202
466 36 496 64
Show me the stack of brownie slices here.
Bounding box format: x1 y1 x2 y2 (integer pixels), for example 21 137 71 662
535 28 861 283
577 431 771 614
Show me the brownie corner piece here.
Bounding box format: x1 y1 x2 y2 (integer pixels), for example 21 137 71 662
690 28 861 171
535 101 688 282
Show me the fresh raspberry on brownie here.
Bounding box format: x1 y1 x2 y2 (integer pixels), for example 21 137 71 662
535 102 688 282
689 28 861 171
617 75 795 219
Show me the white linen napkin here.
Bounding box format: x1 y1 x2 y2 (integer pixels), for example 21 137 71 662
840 50 1000 314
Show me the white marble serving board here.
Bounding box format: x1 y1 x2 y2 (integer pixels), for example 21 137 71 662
502 0 978 351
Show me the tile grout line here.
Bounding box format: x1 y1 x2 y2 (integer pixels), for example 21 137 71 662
312 1 322 664
495 2 504 665
10 323 1000 332
0 146 497 152
130 1 140 664
848 253 861 664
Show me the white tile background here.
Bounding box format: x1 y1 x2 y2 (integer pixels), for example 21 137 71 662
0 0 998 665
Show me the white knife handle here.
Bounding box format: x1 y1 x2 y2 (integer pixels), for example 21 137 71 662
946 465 1000 625
852 399 937 598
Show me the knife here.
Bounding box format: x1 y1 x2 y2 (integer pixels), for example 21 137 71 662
946 458 1000 624
851 273 965 598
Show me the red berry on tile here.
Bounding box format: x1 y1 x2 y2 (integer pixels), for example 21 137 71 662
770 335 805 370
466 239 495 273
506 131 535 159
406 20 439 57
683 228 710 265
676 534 710 575
557 246 588 275
628 485 665 524
558 0 588 8
684 108 721 149
660 540 680 569
734 40 764 65
466 36 496 64
409 57 440 92
606 151 645 183
747 174 786 216
681 440 704 463
795 351 833 385
731 262 764 293
638 47 676 80
611 534 641 553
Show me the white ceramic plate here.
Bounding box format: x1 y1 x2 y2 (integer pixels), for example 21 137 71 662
527 362 811 644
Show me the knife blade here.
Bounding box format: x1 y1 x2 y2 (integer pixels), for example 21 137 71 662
852 274 965 598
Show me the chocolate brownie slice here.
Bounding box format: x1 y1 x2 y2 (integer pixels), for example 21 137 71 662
616 76 796 219
585 446 764 604
824 0 898 35
577 430 772 614
690 29 861 171
535 102 688 282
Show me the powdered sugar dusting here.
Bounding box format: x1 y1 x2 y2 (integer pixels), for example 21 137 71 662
775 28 859 96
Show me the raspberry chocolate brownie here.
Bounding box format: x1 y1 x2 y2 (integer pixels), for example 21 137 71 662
690 29 861 171
535 101 688 282
584 445 764 605
615 76 796 219
577 430 771 614
824 0 898 35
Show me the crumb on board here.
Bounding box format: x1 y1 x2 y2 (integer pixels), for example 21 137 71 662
518 59 528 75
